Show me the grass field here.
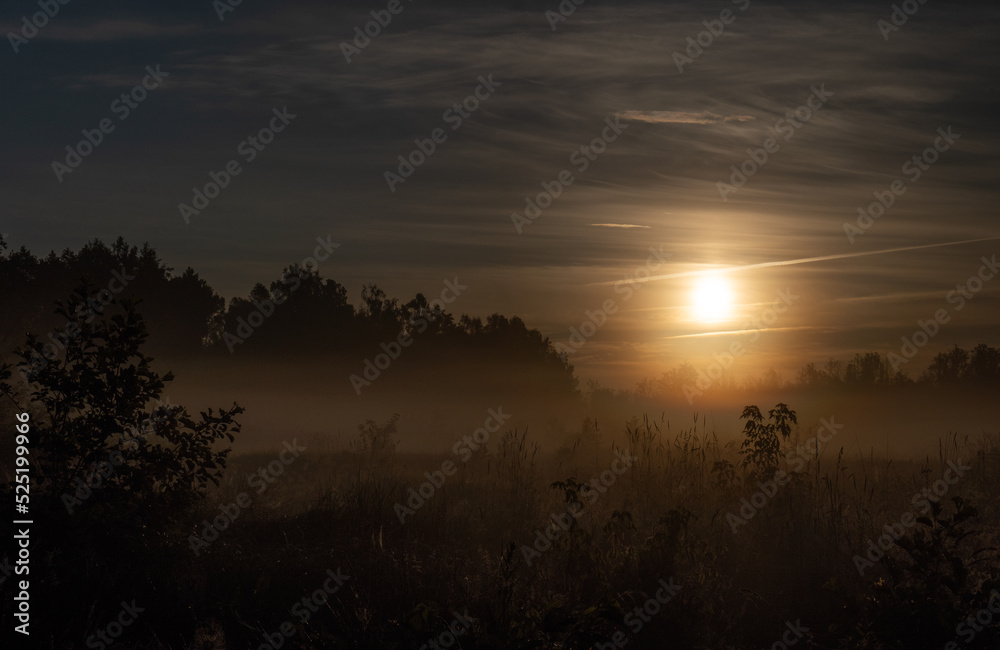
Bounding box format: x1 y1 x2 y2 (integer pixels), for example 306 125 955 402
136 409 1000 649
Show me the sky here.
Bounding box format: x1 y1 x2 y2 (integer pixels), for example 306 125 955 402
2 0 998 387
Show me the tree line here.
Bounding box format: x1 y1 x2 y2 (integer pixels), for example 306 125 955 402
3 235 995 400
0 236 577 393
628 346 1000 403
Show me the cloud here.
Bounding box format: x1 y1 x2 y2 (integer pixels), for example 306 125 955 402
614 110 755 125
590 223 651 229
40 19 202 42
594 236 1000 286
831 290 944 304
658 326 836 340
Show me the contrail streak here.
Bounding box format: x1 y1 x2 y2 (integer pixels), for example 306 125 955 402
595 236 1000 286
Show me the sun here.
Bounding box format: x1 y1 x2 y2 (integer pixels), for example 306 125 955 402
690 275 734 323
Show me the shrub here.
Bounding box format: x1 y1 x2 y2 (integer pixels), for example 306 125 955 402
0 284 242 646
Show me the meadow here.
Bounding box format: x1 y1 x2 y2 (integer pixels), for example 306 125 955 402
82 408 999 649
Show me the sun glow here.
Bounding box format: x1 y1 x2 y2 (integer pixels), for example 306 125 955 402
690 275 734 323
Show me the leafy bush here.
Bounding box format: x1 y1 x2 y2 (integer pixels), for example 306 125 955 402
738 403 796 479
0 284 242 646
851 497 1000 649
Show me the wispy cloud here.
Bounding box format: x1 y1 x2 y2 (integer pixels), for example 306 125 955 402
658 326 836 340
831 290 945 304
590 223 651 229
615 110 755 125
41 19 202 42
594 236 1000 286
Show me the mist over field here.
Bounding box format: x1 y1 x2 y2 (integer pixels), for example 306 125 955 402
160 356 1000 459
4 236 995 460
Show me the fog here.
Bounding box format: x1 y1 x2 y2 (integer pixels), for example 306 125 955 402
158 354 1000 460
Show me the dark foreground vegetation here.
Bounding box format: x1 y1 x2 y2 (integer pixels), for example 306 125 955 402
1 280 999 649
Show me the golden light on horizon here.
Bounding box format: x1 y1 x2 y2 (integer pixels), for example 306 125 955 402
690 274 735 323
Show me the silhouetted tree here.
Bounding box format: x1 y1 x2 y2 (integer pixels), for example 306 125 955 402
0 284 242 646
359 283 402 339
845 352 891 387
0 237 223 356
215 265 356 353
966 343 1000 384
3 284 242 521
922 345 970 386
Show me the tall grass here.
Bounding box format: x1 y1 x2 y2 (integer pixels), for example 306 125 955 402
21 409 1000 649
